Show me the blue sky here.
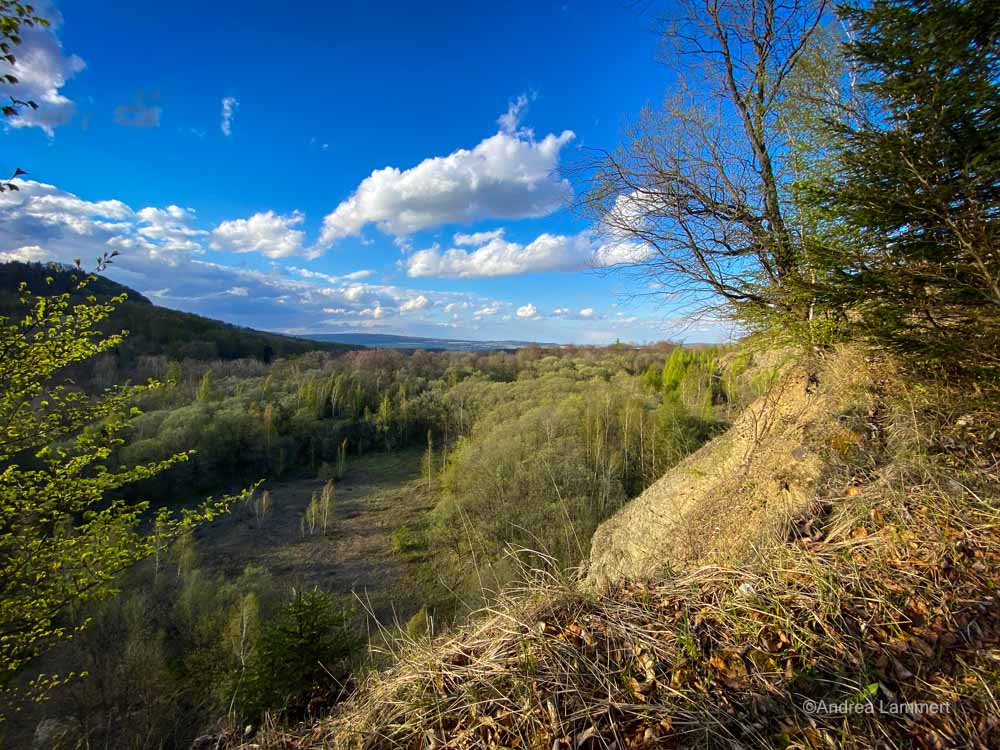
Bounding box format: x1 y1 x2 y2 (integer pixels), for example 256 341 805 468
0 0 734 343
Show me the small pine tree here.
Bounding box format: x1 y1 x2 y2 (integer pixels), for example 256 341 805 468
241 590 356 720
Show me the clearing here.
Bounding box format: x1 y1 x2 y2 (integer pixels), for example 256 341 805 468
193 448 436 626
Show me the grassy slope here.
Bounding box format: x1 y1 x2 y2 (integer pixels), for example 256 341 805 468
244 348 1000 749
587 346 872 583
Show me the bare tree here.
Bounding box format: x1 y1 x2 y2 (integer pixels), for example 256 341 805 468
581 0 830 325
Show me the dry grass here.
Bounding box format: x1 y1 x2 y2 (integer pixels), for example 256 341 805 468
239 358 1000 750
587 345 878 584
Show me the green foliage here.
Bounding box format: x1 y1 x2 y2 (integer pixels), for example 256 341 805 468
404 606 431 640
817 0 1000 379
241 590 356 720
390 525 424 555
430 351 731 603
196 369 216 402
0 273 241 715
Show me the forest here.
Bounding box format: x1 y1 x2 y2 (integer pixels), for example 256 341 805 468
2 0 998 747
2 260 776 746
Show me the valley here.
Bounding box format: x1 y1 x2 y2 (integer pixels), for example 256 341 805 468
196 449 435 628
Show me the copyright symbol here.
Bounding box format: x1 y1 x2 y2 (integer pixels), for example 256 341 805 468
803 699 817 713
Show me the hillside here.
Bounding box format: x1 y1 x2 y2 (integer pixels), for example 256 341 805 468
244 347 1000 749
303 332 556 351
0 261 356 364
586 347 873 584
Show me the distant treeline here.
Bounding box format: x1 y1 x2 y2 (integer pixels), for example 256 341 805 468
0 261 355 365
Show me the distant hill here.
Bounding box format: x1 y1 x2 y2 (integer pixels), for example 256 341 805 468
304 332 555 351
0 261 356 363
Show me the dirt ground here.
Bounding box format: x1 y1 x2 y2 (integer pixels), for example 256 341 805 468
193 448 436 626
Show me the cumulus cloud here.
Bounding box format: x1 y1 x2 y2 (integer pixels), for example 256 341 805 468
400 294 429 312
473 301 502 319
0 245 47 263
405 228 650 278
220 96 238 136
0 180 134 242
114 91 162 128
1 179 619 338
211 210 306 258
579 307 595 318
317 119 575 248
0 8 85 134
136 206 206 254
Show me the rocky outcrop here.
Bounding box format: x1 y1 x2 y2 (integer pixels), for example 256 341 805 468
586 346 875 588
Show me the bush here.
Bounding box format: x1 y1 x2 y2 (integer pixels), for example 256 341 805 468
390 525 424 555
241 590 357 721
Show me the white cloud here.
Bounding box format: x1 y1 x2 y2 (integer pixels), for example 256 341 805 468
551 305 601 321
343 269 373 280
400 294 429 312
357 302 395 320
290 267 374 284
211 210 305 258
0 8 85 135
136 206 206 254
1 179 619 339
453 228 506 246
317 119 575 248
220 96 238 136
405 229 650 278
473 301 502 318
0 244 47 263
0 180 134 238
497 92 532 135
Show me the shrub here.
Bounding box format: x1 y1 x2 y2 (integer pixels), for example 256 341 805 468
390 525 424 555
241 590 357 721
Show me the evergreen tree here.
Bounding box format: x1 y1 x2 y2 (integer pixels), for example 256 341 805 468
242 590 355 719
821 0 1000 377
